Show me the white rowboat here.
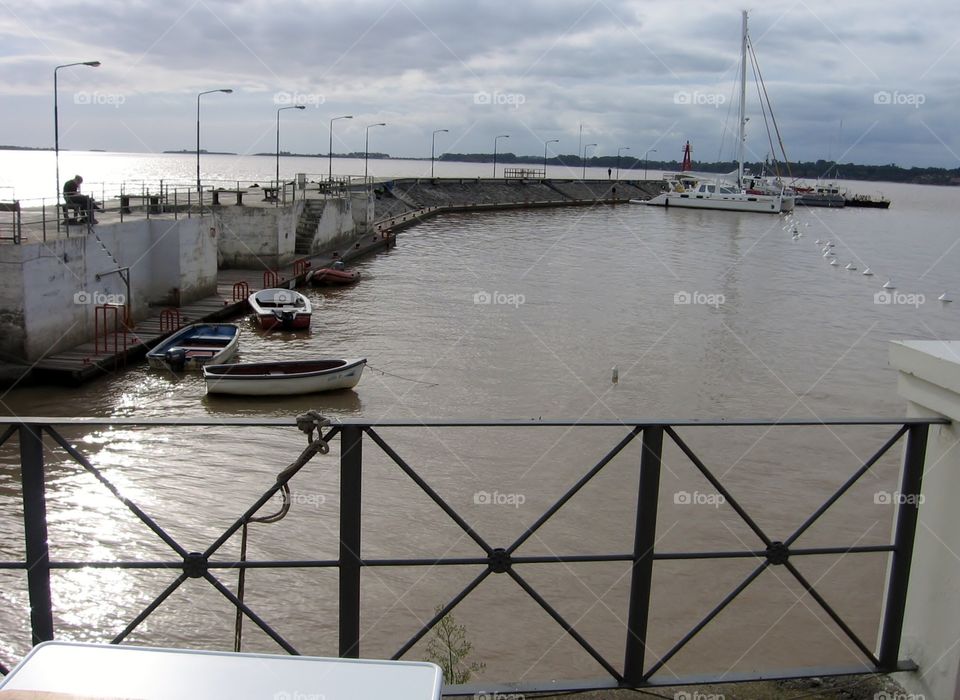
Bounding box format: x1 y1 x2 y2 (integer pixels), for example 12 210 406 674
204 358 366 396
146 323 240 371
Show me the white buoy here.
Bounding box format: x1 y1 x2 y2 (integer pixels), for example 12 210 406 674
939 291 953 303
830 259 839 266
611 366 619 384
845 263 857 271
882 280 896 290
862 267 873 276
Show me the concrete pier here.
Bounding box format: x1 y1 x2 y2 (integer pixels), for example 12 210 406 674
0 177 661 385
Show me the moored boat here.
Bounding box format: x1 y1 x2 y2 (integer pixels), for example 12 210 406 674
845 193 891 209
633 12 795 215
795 184 846 208
203 358 367 396
306 261 361 286
146 323 240 371
248 288 312 330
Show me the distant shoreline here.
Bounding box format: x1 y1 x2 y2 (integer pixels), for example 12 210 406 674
2 145 956 186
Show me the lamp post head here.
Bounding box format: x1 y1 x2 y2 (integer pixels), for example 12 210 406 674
220 89 233 94
84 61 101 67
295 105 306 110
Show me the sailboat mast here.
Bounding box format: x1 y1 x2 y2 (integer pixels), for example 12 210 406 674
738 10 748 188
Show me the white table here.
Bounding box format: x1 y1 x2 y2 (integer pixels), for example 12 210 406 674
0 642 443 699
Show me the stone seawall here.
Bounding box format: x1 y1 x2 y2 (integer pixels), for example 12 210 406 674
371 178 663 222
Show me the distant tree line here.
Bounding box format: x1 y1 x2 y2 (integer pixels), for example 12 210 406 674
439 153 960 186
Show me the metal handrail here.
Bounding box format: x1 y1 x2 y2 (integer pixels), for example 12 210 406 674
0 416 947 695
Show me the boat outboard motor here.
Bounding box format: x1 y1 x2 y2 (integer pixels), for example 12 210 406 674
164 348 187 371
280 310 296 330
333 260 346 271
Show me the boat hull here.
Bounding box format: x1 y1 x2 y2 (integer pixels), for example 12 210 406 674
252 314 312 331
845 198 890 209
307 268 361 286
642 191 793 213
146 323 240 371
204 359 366 396
796 194 845 208
248 289 313 331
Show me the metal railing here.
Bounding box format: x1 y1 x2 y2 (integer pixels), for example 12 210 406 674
0 416 944 693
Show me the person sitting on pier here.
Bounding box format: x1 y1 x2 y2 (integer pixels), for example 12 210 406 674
63 174 101 224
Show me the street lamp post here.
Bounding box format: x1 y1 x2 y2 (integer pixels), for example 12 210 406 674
493 134 509 178
54 60 100 228
328 115 353 182
543 139 559 179
616 146 631 180
276 105 306 195
364 122 386 180
197 88 233 197
582 143 597 179
643 148 657 180
431 128 448 178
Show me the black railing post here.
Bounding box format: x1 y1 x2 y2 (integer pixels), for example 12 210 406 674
339 425 362 658
623 426 663 684
19 423 54 644
878 423 929 670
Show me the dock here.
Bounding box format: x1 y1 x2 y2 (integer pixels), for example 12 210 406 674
4 177 662 386
28 231 395 385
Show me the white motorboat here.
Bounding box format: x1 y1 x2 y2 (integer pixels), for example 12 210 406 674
146 323 240 371
204 358 367 396
248 288 312 331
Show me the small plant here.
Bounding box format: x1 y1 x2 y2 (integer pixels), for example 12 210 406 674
424 605 485 684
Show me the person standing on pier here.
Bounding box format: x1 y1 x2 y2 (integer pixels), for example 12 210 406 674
63 174 99 224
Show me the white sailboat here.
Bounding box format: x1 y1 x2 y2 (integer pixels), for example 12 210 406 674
639 11 795 214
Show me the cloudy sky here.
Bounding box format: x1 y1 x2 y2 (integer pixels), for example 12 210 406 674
2 0 958 167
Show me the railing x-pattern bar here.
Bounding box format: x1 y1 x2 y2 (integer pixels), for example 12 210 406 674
0 416 942 695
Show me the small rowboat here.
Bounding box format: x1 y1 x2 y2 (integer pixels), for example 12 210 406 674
306 262 361 286
146 323 240 371
248 288 312 330
203 358 366 396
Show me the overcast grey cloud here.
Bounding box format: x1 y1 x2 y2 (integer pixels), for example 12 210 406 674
1 0 957 166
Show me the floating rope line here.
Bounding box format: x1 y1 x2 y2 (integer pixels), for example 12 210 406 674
367 364 439 387
234 412 330 652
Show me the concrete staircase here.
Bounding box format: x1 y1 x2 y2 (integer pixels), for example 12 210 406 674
294 200 324 255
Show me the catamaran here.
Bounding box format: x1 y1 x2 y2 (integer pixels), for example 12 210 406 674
637 11 795 214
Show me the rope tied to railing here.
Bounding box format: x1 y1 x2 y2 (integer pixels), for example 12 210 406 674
235 411 331 651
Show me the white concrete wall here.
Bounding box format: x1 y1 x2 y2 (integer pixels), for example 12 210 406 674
0 244 27 360
216 204 298 269
312 197 356 254
0 216 219 362
889 340 960 700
